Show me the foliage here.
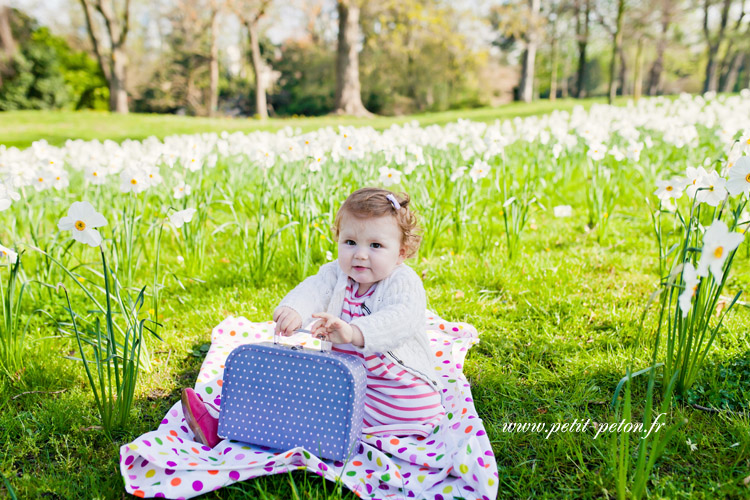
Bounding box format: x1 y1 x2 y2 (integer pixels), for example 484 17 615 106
0 21 107 111
272 40 335 117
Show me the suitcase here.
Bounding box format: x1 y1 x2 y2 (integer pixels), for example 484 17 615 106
217 341 367 461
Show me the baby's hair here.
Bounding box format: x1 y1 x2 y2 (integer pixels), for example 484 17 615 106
333 187 422 259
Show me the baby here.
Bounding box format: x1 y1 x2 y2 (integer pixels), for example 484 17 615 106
182 187 444 447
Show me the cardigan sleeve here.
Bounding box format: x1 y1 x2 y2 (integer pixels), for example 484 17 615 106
350 268 426 354
274 260 339 324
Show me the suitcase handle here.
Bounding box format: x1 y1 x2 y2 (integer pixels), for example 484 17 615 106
272 328 331 352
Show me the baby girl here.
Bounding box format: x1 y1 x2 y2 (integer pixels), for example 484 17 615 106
182 187 444 447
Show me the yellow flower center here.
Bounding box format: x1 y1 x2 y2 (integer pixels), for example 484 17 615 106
38 177 43 182
74 220 86 231
348 146 353 150
691 284 698 296
746 138 750 145
745 173 750 183
714 246 724 259
56 176 60 180
666 186 673 191
131 179 137 185
709 185 714 191
692 179 697 185
92 172 98 177
1 250 6 256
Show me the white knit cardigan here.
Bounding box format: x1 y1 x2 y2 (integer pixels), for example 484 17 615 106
274 260 443 392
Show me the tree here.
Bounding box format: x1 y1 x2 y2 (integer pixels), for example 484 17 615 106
647 0 678 95
334 0 370 116
79 0 131 113
0 6 17 88
702 0 735 92
518 0 541 102
231 0 274 119
574 0 591 98
597 0 626 103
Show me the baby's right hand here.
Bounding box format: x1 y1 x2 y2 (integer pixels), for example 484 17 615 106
273 306 302 337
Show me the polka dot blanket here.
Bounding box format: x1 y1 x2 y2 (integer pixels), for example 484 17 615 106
120 311 498 499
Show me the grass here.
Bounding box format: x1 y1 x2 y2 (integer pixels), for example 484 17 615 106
1 99 749 498
1 209 749 498
0 97 625 149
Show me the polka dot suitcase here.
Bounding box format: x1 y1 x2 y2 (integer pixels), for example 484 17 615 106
217 342 367 461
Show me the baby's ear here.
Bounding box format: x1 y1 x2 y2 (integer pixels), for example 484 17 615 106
397 245 407 264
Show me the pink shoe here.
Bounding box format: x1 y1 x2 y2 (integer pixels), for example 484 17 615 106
181 388 221 448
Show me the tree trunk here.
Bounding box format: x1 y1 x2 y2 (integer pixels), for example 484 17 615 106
519 0 540 103
550 31 559 101
703 0 732 93
575 0 590 98
608 0 625 104
647 0 671 96
561 53 569 98
80 0 130 113
619 46 629 95
634 36 644 100
744 53 750 89
721 50 743 92
209 7 219 117
0 6 17 87
334 0 370 116
111 45 128 113
247 21 268 120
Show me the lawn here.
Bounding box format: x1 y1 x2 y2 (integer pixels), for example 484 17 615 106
1 96 749 499
0 97 622 149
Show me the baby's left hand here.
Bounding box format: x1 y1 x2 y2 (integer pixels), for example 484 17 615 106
310 312 362 345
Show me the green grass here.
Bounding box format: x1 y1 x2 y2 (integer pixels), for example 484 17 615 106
0 97 624 149
1 211 748 498
1 99 749 499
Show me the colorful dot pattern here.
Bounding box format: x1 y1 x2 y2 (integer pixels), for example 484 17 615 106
217 343 367 461
119 313 498 499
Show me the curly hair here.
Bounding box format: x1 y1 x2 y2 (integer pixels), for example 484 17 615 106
332 187 423 259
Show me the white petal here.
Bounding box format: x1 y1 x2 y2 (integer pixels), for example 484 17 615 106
81 229 103 247
58 216 75 231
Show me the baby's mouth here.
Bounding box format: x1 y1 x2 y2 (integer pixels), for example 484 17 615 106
353 266 368 271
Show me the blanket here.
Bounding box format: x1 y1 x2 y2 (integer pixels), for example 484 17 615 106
120 312 498 499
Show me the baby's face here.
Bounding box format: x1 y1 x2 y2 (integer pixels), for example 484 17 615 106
337 212 405 291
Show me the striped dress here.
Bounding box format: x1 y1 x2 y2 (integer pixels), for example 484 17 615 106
333 278 444 437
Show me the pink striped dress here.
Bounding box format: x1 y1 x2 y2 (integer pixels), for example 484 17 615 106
333 278 445 437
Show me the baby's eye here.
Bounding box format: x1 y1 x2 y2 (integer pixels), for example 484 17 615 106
370 242 382 249
344 240 356 246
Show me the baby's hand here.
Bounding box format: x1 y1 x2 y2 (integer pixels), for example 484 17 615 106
273 306 302 337
311 312 357 345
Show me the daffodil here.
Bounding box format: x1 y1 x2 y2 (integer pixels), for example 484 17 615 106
695 170 727 207
0 244 18 264
378 166 402 186
725 156 750 196
173 182 191 199
58 201 108 247
678 262 700 318
696 220 744 283
654 178 686 201
685 166 709 199
469 159 490 183
169 208 197 228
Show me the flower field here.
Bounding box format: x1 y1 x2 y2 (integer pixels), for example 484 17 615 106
2 92 750 498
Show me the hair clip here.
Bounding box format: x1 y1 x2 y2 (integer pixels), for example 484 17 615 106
385 194 401 210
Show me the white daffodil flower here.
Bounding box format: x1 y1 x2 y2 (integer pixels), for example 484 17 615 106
469 159 490 183
120 169 148 194
725 155 750 196
173 182 191 199
686 438 697 452
378 166 402 186
553 205 572 217
0 244 18 264
678 262 700 318
696 220 744 283
685 166 709 199
169 208 197 228
586 143 607 161
695 170 727 207
58 201 108 247
450 166 467 182
654 178 687 201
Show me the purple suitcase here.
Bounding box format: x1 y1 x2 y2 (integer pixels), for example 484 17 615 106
217 342 367 461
